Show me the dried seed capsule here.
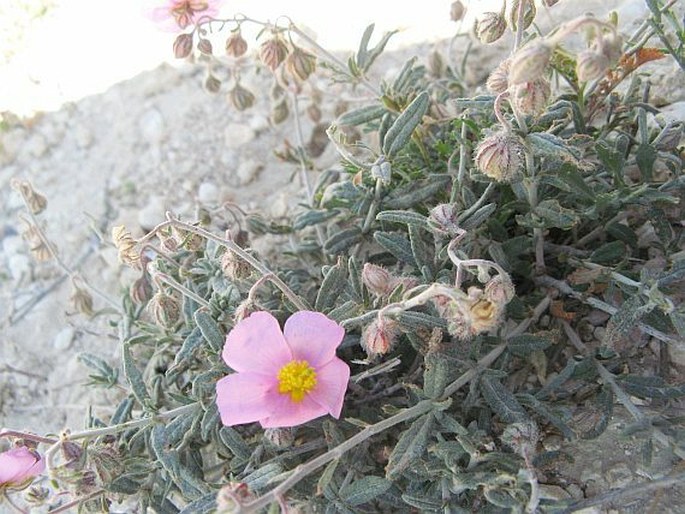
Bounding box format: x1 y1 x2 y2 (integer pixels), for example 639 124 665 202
428 203 461 237
111 225 141 269
259 35 289 71
148 291 180 329
173 33 194 59
228 83 255 111
197 38 213 55
507 0 536 32
225 31 248 58
285 45 317 82
474 131 526 182
475 12 506 44
362 263 393 296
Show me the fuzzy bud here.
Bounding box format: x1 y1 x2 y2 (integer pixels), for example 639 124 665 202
285 46 317 82
511 78 551 116
11 179 47 215
173 33 194 59
576 49 610 82
148 292 180 329
259 36 289 71
197 38 213 55
428 203 461 237
225 31 248 58
361 318 399 357
450 1 466 22
228 83 256 111
362 263 393 296
507 0 536 32
486 59 510 94
474 131 526 183
234 299 256 323
112 225 141 269
475 12 506 44
509 41 552 85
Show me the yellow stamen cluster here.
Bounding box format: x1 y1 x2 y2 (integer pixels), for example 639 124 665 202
277 360 317 402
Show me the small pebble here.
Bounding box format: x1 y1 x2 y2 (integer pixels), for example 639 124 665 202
236 159 263 186
198 181 219 204
224 123 255 149
53 327 75 351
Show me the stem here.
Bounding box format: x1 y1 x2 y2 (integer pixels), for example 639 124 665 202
2 492 27 514
0 430 57 445
513 0 528 52
148 266 211 308
47 489 106 514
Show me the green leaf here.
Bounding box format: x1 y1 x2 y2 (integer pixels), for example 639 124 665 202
589 241 627 264
383 174 451 209
460 203 497 231
382 91 430 158
78 352 118 387
556 163 596 201
122 343 151 409
424 352 451 399
200 404 221 441
315 258 348 311
518 394 574 440
386 413 434 480
194 310 224 353
317 459 340 496
527 132 590 169
376 210 428 228
480 374 529 423
340 476 392 506
324 227 363 254
374 231 415 265
580 385 613 439
337 105 387 126
409 224 433 280
603 296 648 349
534 199 579 230
636 142 657 181
293 209 340 230
618 375 685 399
508 334 553 357
218 426 251 461
242 462 284 491
606 223 638 248
397 311 448 330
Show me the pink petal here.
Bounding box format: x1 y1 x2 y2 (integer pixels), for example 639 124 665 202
0 448 43 484
222 312 292 376
215 372 276 426
283 311 345 367
259 391 328 428
308 358 350 419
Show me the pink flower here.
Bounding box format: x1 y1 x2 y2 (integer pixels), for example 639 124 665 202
143 0 225 32
0 447 45 488
215 311 350 428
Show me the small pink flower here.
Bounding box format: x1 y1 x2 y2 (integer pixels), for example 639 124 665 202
0 447 45 488
216 311 350 428
143 0 225 32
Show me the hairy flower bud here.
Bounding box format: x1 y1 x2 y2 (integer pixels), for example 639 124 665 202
225 31 248 57
285 46 317 82
428 203 461 237
362 263 393 296
475 12 506 44
361 318 399 357
228 83 256 111
486 58 510 94
173 33 194 59
259 35 289 71
507 0 536 32
511 78 551 116
474 131 526 182
148 291 180 329
112 225 141 269
509 41 552 85
450 1 466 22
575 49 609 82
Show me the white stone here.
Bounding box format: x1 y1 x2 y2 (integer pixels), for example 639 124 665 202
236 159 263 186
53 326 75 351
137 195 166 231
7 254 31 281
224 123 255 149
198 181 219 204
138 108 166 144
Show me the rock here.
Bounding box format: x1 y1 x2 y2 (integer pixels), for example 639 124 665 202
585 309 611 326
73 125 93 149
53 326 75 351
7 254 31 281
137 195 166 231
138 108 166 144
25 133 48 158
224 123 255 149
198 181 219 204
236 159 263 186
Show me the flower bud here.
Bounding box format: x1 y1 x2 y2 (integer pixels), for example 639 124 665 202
371 161 392 185
148 291 180 329
204 73 221 93
362 263 393 296
130 275 154 305
507 0 536 32
509 41 552 85
428 203 461 237
173 33 194 59
511 78 551 116
475 12 506 44
361 318 399 357
285 45 317 82
575 49 609 82
197 38 213 55
228 83 256 111
486 58 510 94
450 1 466 22
474 131 526 183
112 225 141 269
225 31 248 58
259 35 289 71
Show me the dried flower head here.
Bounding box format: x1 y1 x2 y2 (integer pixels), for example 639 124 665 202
450 0 466 22
215 311 350 427
511 78 551 115
475 12 507 44
225 31 248 58
474 131 526 182
361 318 400 357
228 83 256 111
509 41 552 85
486 58 510 94
112 225 141 269
11 179 47 215
285 45 317 82
147 291 181 329
259 34 289 71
